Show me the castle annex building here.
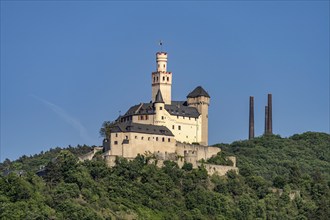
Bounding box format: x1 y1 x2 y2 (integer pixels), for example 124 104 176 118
90 51 238 175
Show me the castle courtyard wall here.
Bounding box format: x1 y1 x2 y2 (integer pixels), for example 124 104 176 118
175 142 220 161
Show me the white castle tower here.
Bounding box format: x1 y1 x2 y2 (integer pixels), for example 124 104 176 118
151 52 172 104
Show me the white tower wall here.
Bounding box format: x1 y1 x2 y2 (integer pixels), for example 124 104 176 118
152 52 172 104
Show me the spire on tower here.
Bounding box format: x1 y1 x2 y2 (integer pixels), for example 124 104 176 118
154 89 164 103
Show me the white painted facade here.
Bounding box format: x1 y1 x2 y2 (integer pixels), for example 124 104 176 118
103 51 219 168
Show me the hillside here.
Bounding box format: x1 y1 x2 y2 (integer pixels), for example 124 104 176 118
0 132 329 219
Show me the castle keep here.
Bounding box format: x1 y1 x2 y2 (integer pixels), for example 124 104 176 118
82 51 237 175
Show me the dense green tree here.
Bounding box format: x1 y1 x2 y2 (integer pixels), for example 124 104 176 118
0 132 328 219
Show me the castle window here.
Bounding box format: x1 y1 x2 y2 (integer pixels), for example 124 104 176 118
114 141 118 145
156 137 158 141
148 137 150 141
146 115 149 120
189 117 191 120
160 107 163 110
167 77 169 82
156 76 158 81
177 116 179 119
115 133 118 137
163 64 165 68
168 138 170 142
135 136 137 139
172 125 174 129
140 115 144 120
153 77 155 82
141 136 144 140
161 116 164 120
163 76 165 81
178 126 181 130
162 137 165 142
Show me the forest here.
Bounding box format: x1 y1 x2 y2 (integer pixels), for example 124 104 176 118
0 132 329 219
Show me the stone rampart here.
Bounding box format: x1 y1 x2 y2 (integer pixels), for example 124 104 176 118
175 142 220 161
199 163 239 176
78 147 103 162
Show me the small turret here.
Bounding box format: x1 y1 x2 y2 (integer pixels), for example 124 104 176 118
156 52 168 72
187 86 210 145
154 89 165 103
154 90 165 124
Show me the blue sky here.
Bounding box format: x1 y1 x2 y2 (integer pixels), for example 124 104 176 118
1 1 329 161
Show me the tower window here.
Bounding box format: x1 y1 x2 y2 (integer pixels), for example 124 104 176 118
178 126 181 130
168 138 170 142
163 76 165 81
114 141 118 145
163 64 165 68
160 107 163 110
156 77 158 81
172 125 174 129
162 137 165 142
156 137 159 141
153 77 155 82
161 116 164 120
167 77 169 82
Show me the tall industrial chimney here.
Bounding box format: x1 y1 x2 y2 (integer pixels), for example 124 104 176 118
267 94 273 135
249 96 255 140
265 106 268 135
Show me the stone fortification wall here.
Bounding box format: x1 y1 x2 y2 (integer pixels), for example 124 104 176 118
175 142 220 161
78 147 103 162
199 163 239 176
104 155 117 167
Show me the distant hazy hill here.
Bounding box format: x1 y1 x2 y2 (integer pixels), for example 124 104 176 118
0 132 329 219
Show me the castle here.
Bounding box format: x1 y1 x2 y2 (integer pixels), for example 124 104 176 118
81 51 238 176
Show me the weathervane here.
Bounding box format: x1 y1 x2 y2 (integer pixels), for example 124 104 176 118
159 40 163 52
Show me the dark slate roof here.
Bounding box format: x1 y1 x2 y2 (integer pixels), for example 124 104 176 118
123 103 154 116
187 86 210 98
154 90 164 103
110 122 174 136
122 101 200 118
165 101 200 118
